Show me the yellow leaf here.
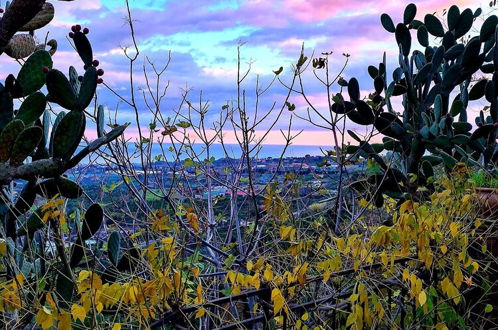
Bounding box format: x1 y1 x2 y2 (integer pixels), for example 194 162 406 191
418 291 427 306
57 311 71 330
453 269 463 288
400 200 413 214
0 240 6 256
246 260 253 272
195 307 206 318
71 304 86 323
449 222 459 238
380 251 388 267
35 307 56 330
271 288 285 315
359 198 369 208
435 323 448 330
440 245 447 254
336 238 345 252
192 267 200 279
111 323 122 330
323 270 331 282
471 261 479 274
264 265 274 281
301 312 309 321
279 225 295 240
187 212 200 232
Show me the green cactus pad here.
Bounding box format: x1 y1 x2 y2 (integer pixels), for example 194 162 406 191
462 37 482 68
16 208 45 237
107 231 121 266
117 247 140 272
424 14 445 37
97 105 105 137
10 126 43 166
69 243 84 268
55 270 74 307
417 25 429 47
10 179 37 218
395 23 411 56
469 79 487 100
16 50 53 97
35 177 83 199
80 203 103 241
15 92 47 125
42 110 50 143
69 66 81 96
77 66 97 110
73 31 93 66
454 9 474 39
347 78 360 102
380 13 395 33
46 69 77 110
0 87 14 132
480 15 498 42
0 119 24 162
49 111 65 155
403 3 417 25
447 5 460 30
18 2 54 31
52 110 85 160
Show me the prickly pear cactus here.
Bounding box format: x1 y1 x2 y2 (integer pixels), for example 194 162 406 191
0 1 127 325
341 4 498 205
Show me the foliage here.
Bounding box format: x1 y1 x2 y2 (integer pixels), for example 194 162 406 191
469 168 498 187
343 3 498 206
0 1 126 328
0 1 496 329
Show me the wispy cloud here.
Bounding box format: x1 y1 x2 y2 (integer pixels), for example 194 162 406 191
7 0 487 145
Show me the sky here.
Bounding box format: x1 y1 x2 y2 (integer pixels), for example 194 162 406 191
0 0 490 146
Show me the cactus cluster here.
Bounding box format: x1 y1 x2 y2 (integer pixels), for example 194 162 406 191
341 4 498 206
0 1 58 59
0 0 130 319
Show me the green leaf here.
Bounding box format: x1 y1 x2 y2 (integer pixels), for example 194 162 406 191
177 121 191 129
81 204 103 241
107 232 121 267
485 304 493 313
